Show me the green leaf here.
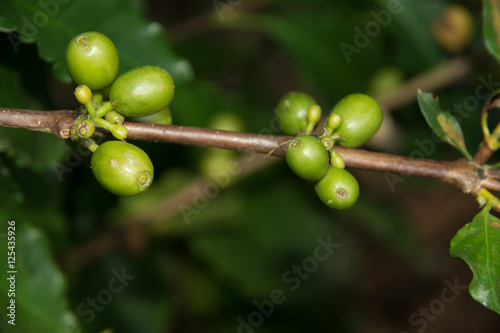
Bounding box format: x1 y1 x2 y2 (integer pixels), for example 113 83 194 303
450 205 500 314
417 90 472 159
0 63 67 172
0 0 193 84
483 0 500 64
376 0 442 71
0 157 24 223
0 222 81 332
341 198 422 267
111 293 172 333
0 128 68 172
187 180 355 300
224 10 384 105
0 63 23 107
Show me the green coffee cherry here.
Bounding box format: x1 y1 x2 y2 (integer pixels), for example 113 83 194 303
199 149 238 187
314 167 359 209
367 67 404 96
286 135 329 181
330 93 383 148
91 141 154 196
110 66 175 117
207 111 244 133
198 112 243 184
275 92 317 135
66 32 119 90
326 113 343 134
101 86 111 101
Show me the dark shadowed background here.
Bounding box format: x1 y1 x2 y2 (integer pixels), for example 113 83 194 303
0 0 499 332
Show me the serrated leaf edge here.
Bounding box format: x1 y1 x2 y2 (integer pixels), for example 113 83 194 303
451 205 500 313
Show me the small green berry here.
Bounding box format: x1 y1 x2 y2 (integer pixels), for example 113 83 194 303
91 141 154 196
275 92 317 135
200 149 238 186
207 112 244 132
315 167 359 209
307 105 322 124
198 112 243 184
110 66 175 117
286 135 329 182
74 85 92 105
110 124 128 141
330 93 383 148
305 105 322 134
329 150 345 169
367 67 404 96
66 32 119 90
326 113 343 133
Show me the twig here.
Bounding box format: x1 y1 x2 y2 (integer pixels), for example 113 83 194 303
0 109 77 138
374 57 474 111
474 142 495 166
3 104 500 269
1 108 499 194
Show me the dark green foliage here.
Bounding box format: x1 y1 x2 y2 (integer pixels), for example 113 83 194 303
0 1 499 333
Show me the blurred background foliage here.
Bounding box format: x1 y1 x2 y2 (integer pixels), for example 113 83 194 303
0 0 499 332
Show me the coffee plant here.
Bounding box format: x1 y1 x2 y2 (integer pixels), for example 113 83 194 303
0 1 499 332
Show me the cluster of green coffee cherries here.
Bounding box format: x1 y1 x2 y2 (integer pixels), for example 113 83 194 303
275 92 383 209
66 31 382 202
66 31 174 196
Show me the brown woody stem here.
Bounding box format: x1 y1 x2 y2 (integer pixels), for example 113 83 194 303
1 107 500 195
